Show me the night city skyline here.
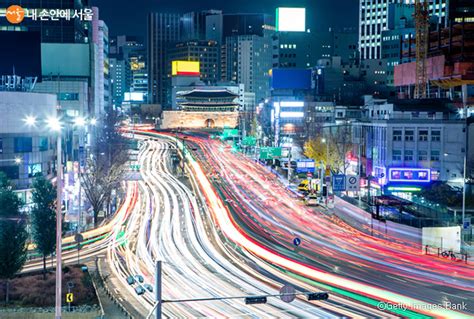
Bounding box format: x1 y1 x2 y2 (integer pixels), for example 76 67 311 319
92 0 358 36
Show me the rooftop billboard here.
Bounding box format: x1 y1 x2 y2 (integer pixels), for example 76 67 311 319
172 61 200 77
275 8 306 32
271 68 312 90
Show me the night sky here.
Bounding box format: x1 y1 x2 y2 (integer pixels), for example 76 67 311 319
91 0 358 37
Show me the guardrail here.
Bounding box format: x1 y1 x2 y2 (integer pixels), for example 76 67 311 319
95 257 134 319
424 245 469 264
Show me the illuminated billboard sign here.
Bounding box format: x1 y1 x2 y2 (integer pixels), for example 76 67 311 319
171 61 200 77
124 92 145 102
271 69 312 89
388 168 431 183
275 8 306 32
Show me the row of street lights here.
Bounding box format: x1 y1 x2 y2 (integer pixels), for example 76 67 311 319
24 115 96 319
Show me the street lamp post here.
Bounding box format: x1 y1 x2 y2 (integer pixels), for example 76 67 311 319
55 131 62 319
322 138 329 204
24 115 93 319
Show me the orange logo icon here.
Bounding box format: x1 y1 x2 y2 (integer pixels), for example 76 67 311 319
6 5 25 24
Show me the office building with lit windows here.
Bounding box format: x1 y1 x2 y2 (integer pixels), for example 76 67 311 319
359 0 448 60
355 96 466 192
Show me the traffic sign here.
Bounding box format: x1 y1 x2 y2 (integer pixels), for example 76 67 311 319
293 237 301 247
242 136 257 146
332 174 346 192
66 293 73 303
222 129 239 139
259 147 282 160
280 285 296 303
75 233 84 243
347 175 360 192
296 159 315 173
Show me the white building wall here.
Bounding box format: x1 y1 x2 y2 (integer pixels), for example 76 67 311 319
0 92 57 196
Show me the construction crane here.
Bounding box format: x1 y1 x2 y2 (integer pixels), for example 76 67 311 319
414 0 430 99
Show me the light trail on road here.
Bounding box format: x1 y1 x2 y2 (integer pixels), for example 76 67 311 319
107 137 363 317
176 132 473 319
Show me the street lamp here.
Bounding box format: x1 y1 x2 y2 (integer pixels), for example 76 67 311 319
0 157 22 164
24 115 63 319
24 115 37 127
45 117 63 319
321 138 329 167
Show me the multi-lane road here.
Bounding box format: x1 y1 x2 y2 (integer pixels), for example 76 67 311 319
26 129 472 318
107 136 368 317
113 130 472 318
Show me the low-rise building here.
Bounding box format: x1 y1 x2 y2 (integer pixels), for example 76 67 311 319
0 91 58 204
354 97 466 200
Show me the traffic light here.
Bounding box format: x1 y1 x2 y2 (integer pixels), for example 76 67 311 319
245 296 267 305
307 292 329 301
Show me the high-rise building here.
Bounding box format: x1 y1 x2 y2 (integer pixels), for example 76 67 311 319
0 0 90 43
359 0 448 60
222 13 273 38
147 13 181 106
220 13 274 103
110 55 128 109
222 33 273 103
109 35 148 108
91 7 110 114
382 3 415 86
449 0 474 23
167 40 219 86
181 10 222 41
277 28 358 69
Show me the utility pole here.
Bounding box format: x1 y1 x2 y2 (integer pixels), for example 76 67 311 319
287 147 292 183
155 260 162 319
55 133 63 319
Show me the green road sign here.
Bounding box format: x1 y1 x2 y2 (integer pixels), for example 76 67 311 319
259 147 282 160
242 136 257 146
222 129 239 139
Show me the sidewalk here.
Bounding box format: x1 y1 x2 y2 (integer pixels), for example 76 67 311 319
87 260 129 319
96 256 147 318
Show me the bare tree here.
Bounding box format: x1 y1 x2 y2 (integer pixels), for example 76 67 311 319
329 125 353 175
81 110 128 225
